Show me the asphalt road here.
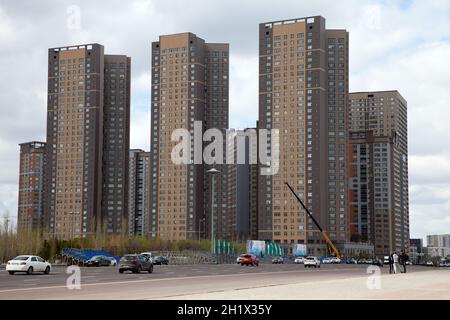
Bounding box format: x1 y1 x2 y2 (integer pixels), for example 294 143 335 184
0 263 438 300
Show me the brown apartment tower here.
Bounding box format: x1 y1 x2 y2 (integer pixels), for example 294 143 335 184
225 128 259 241
44 44 130 239
128 149 151 238
258 16 349 254
17 142 46 232
150 33 229 240
348 91 409 256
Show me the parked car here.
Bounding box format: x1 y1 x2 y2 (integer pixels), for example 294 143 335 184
140 252 153 262
119 254 153 274
331 257 341 264
240 254 259 266
304 256 321 268
272 257 284 264
86 255 111 267
294 257 305 264
6 255 51 275
439 260 450 267
425 261 434 266
357 258 367 264
106 257 117 266
346 258 357 264
152 256 169 265
372 258 383 267
322 257 332 264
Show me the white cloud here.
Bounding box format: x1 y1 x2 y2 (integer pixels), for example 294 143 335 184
0 0 449 240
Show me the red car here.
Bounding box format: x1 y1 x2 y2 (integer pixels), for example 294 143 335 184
240 254 259 266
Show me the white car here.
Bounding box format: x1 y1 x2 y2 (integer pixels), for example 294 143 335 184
294 257 305 264
304 256 321 268
106 257 117 266
322 258 332 264
6 255 51 275
141 252 153 262
331 257 341 264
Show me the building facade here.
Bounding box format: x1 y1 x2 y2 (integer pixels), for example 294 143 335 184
102 55 131 235
43 44 130 239
128 149 151 238
427 234 450 248
150 33 229 240
225 128 259 241
348 91 409 256
258 16 349 252
17 142 46 232
409 238 424 264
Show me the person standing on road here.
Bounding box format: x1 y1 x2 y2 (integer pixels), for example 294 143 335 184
400 250 409 273
388 253 394 274
392 251 399 274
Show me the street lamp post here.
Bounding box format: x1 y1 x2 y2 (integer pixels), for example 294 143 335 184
207 167 220 260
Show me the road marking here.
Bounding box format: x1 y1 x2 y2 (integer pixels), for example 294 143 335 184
0 267 363 294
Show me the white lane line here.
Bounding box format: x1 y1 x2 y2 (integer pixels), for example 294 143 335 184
0 268 361 294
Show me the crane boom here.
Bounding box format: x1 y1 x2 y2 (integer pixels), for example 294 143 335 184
284 182 341 258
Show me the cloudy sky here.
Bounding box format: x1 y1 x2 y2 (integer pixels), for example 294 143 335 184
0 0 449 242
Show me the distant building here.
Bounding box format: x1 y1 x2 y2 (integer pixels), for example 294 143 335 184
258 16 350 252
427 234 450 248
17 142 46 232
43 44 131 239
409 238 424 264
225 128 259 241
424 246 450 259
150 33 229 240
348 91 409 256
128 149 151 238
410 238 424 253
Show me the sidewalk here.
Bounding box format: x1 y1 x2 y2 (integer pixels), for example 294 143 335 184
161 269 450 300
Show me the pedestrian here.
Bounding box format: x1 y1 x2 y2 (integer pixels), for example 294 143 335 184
400 250 409 273
392 251 400 274
388 252 394 274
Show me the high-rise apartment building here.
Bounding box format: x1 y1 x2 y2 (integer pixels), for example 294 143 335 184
150 33 229 240
348 91 409 256
258 16 349 252
102 55 131 234
43 44 130 239
17 142 46 232
203 43 229 242
128 149 151 238
225 128 258 241
427 234 450 248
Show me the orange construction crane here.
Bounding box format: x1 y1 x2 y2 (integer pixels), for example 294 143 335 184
285 182 342 258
